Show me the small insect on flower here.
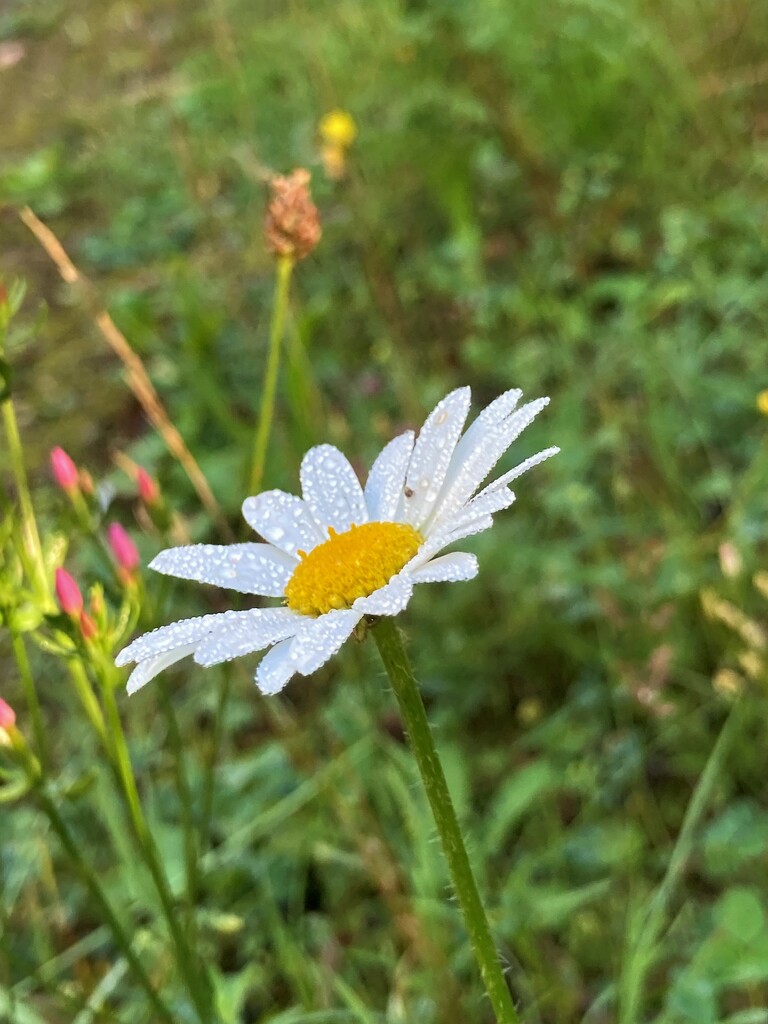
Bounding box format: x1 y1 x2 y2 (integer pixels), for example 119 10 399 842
117 388 558 696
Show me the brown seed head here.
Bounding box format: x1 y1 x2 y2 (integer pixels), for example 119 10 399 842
265 168 321 261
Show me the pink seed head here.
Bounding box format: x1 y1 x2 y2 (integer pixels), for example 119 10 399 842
0 697 15 730
107 523 140 573
55 568 84 616
136 467 160 506
50 447 79 493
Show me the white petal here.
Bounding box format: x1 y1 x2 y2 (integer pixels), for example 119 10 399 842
126 643 198 695
454 486 516 526
364 431 415 521
408 515 494 568
193 607 302 666
400 388 471 529
407 489 514 572
475 446 560 497
353 574 413 616
443 388 523 488
300 444 368 534
429 397 551 526
150 543 296 597
255 609 362 694
255 639 296 695
116 612 233 667
409 552 479 584
242 490 324 557
290 609 361 674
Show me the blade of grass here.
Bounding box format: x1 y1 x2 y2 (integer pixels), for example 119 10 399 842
618 695 746 1023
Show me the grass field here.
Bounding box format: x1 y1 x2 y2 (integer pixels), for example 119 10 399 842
2 1 768 1021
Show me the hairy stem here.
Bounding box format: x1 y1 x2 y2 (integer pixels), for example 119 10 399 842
372 617 520 1024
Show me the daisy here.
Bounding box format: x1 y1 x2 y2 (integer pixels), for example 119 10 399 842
116 387 558 696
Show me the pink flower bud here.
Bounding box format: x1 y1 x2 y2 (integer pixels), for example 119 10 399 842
55 568 84 616
136 467 160 506
50 447 79 493
107 523 140 573
0 696 15 730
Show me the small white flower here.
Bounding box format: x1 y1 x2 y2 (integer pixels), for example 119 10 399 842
116 388 558 695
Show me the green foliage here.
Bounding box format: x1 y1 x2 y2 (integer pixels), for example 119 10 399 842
2 0 768 1020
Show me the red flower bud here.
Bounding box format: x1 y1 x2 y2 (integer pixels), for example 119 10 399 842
107 523 140 573
50 447 79 493
79 611 98 640
55 568 84 616
136 467 160 506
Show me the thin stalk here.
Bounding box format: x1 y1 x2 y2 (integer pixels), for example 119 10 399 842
371 617 520 1024
199 665 232 855
68 660 108 745
158 685 200 917
248 255 294 494
10 631 47 771
618 697 745 1023
98 678 215 1023
2 397 50 605
30 783 175 1023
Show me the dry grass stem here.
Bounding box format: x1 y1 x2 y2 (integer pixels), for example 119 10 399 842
18 205 233 541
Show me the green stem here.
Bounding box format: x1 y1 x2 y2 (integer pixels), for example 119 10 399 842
372 617 520 1024
10 631 48 771
68 660 108 744
2 397 50 606
98 678 215 1023
29 780 175 1023
248 255 294 494
618 697 745 1023
158 684 200 919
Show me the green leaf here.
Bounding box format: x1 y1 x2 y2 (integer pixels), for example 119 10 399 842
702 801 768 878
484 759 558 850
664 975 717 1023
714 887 765 942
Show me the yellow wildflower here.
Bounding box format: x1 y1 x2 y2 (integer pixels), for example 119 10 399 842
319 109 357 148
318 109 357 181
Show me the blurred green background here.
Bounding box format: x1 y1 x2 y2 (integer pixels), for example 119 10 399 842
3 0 768 1021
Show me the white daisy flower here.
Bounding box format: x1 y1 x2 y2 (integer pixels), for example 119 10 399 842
116 387 558 696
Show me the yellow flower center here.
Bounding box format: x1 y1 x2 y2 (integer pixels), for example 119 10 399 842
285 522 422 617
